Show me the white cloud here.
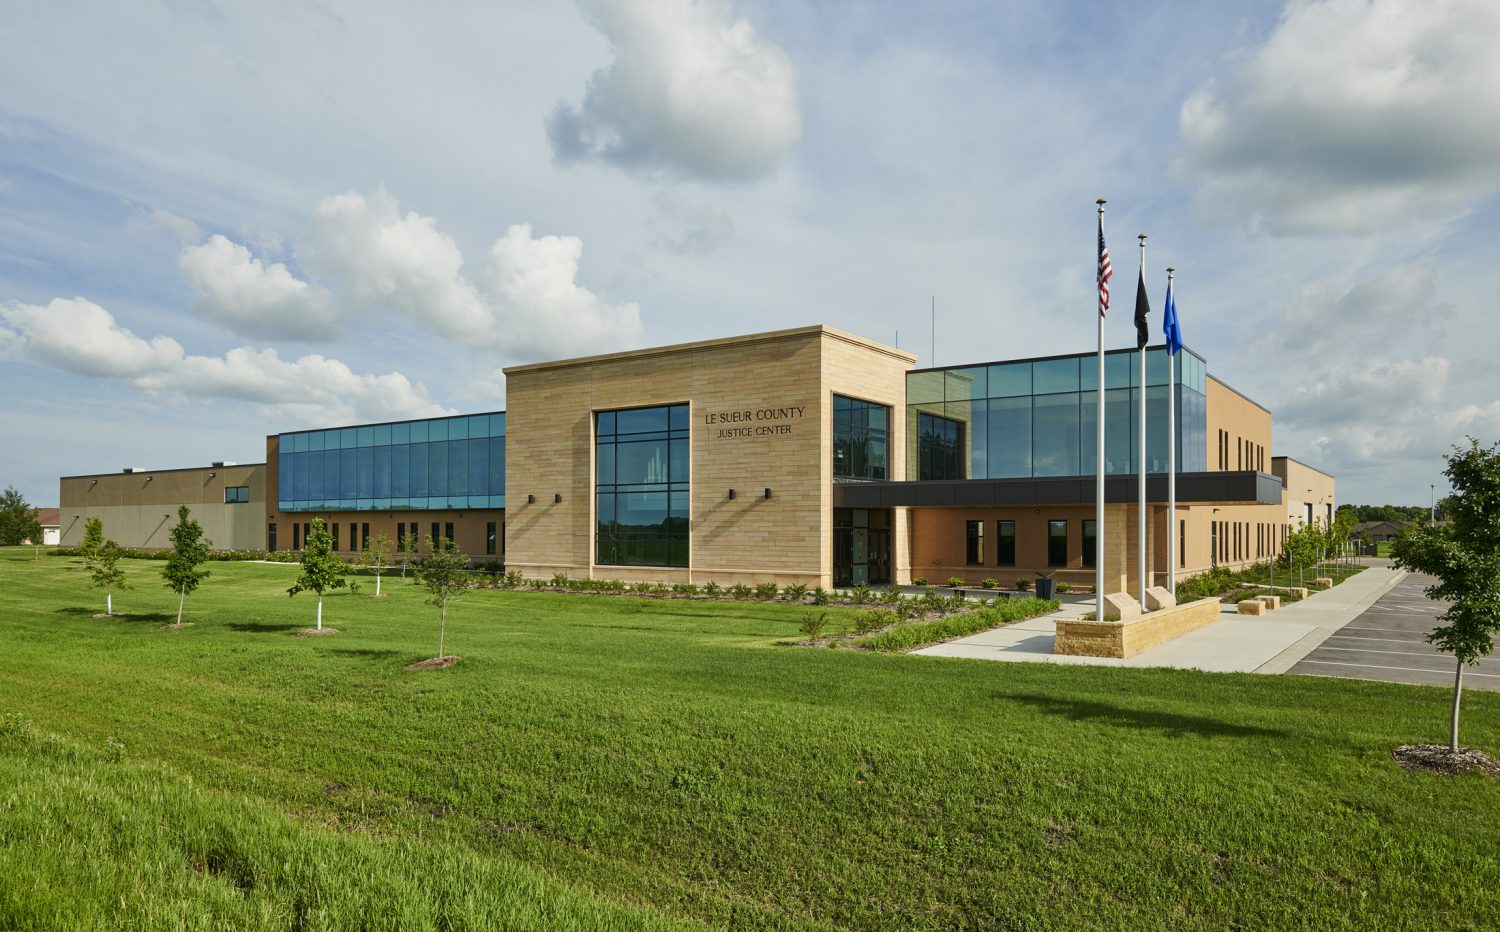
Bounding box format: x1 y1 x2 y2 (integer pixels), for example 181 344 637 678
180 234 338 340
650 191 736 255
298 188 642 360
0 297 449 423
144 208 203 244
547 0 801 181
1178 0 1500 234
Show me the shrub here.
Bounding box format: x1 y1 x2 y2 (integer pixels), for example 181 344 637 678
810 587 831 606
527 577 547 590
799 611 829 641
911 577 928 587
672 583 700 596
728 583 753 600
754 582 779 601
549 572 570 588
1015 578 1031 592
783 583 808 602
981 578 1000 589
921 589 948 615
855 598 1061 652
500 570 523 588
702 581 723 598
850 583 874 605
942 576 961 588
853 609 896 636
880 585 903 606
1056 582 1072 593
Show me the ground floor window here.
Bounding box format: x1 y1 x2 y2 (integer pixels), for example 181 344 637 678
1179 520 1186 567
834 508 891 587
596 403 690 568
268 522 277 551
293 522 301 550
965 520 983 565
331 522 340 551
996 520 1015 566
431 522 440 548
1047 519 1067 566
486 521 497 555
1082 519 1096 568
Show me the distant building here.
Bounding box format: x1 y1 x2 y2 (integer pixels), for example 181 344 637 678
1354 519 1408 543
31 508 60 546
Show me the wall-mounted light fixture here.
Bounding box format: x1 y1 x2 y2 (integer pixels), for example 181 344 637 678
527 494 536 504
89 479 97 486
728 489 736 500
208 472 216 478
554 493 562 504
764 488 772 499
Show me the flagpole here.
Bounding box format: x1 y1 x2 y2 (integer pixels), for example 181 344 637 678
1095 199 1106 621
1137 234 1148 606
1166 267 1177 597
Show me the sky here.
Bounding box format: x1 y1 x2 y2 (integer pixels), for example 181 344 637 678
3 0 1497 509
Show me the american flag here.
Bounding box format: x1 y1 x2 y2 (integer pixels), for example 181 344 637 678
1097 215 1112 318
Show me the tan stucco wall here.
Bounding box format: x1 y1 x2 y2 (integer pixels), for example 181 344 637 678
1273 457 1337 529
59 463 266 551
503 325 913 586
1206 376 1273 473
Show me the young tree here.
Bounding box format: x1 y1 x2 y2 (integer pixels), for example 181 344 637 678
79 517 104 565
160 505 211 627
0 485 41 548
399 532 420 580
90 539 130 616
287 517 348 631
415 535 469 662
1391 438 1500 754
359 532 395 598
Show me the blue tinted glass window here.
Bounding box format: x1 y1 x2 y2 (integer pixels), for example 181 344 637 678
1032 392 1080 476
449 417 468 441
429 419 448 442
988 396 1031 477
373 446 392 497
309 431 325 452
450 439 469 495
429 442 449 496
944 367 987 402
596 404 688 567
468 438 488 495
392 422 410 444
356 426 373 447
356 447 373 497
988 363 1031 397
410 421 429 444
1033 358 1079 394
832 394 891 480
411 443 429 496
373 424 391 445
340 428 357 448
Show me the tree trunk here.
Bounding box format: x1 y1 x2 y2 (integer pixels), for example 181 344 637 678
317 593 323 631
1450 658 1465 754
176 584 186 625
439 602 446 659
106 591 112 616
375 573 382 598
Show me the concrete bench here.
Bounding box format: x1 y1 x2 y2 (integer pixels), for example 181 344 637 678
1055 598 1221 659
1313 577 1333 588
1288 587 1308 599
1237 599 1266 616
1257 595 1281 610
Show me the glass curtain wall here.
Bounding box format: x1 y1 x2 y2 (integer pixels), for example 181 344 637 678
278 413 504 512
596 404 690 567
832 395 890 480
906 349 1207 480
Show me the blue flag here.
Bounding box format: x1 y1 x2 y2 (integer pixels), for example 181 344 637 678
1163 277 1182 356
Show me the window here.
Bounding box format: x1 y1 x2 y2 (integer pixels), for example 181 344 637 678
1082 519 1097 568
832 395 890 480
965 520 984 565
431 521 440 548
486 521 497 555
833 508 891 586
267 522 277 552
996 520 1016 566
596 404 690 567
1179 519 1186 568
331 523 340 551
293 522 301 550
397 530 406 553
303 524 310 551
443 522 453 543
224 485 251 504
1047 519 1068 567
1210 522 1217 566
918 412 964 480
348 523 356 552
363 523 372 551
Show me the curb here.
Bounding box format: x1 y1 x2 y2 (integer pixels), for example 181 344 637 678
1253 568 1409 675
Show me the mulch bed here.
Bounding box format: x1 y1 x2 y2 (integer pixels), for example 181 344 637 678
295 627 341 637
161 622 194 629
405 656 461 671
1393 744 1500 778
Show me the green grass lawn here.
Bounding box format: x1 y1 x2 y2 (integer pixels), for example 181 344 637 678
2 548 1498 929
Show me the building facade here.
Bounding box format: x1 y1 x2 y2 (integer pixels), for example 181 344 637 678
57 324 1332 594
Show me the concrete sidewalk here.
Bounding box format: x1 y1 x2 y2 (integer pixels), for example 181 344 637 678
914 564 1406 674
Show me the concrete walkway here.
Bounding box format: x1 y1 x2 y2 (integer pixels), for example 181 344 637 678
915 564 1406 674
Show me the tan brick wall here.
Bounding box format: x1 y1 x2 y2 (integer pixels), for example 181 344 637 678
60 463 267 551
1273 457 1337 529
504 326 914 586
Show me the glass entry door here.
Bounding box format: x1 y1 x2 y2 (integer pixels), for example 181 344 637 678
835 508 892 587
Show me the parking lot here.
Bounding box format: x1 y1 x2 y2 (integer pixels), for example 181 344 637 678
1289 572 1500 691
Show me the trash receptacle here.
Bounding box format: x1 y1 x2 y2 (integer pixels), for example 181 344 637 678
1034 572 1056 600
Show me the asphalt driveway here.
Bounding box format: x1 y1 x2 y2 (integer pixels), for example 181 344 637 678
1289 572 1500 691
